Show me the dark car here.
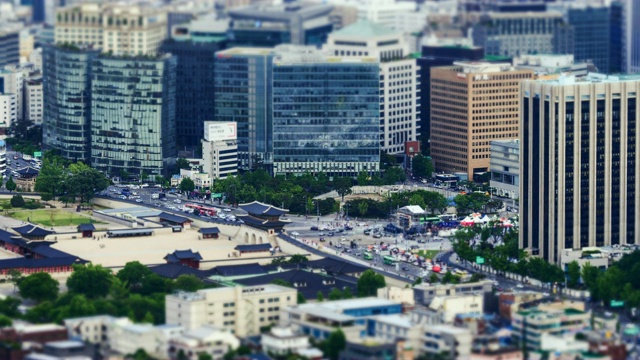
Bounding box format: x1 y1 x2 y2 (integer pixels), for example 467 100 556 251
328 232 335 236
401 266 409 272
310 226 319 231
319 237 325 242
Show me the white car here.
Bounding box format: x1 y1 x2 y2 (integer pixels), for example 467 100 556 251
223 208 232 212
291 231 300 236
516 284 524 289
135 199 143 203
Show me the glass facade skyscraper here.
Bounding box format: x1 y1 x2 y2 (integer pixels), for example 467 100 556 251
90 54 177 177
567 6 610 73
214 48 274 171
160 39 226 149
272 46 380 176
42 44 99 163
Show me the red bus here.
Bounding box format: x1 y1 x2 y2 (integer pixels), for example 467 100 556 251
185 203 217 216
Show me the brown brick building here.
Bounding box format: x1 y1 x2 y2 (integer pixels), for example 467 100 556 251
430 62 533 179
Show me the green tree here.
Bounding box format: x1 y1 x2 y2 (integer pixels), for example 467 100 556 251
67 264 113 299
0 314 12 327
287 254 308 264
5 177 16 192
423 191 449 215
316 291 324 302
328 288 342 300
0 297 21 318
174 275 205 292
176 158 190 170
357 269 386 297
357 170 371 186
67 163 110 202
566 260 581 289
596 266 625 303
179 177 195 193
18 272 59 302
34 158 66 198
40 193 53 201
342 287 353 299
297 292 306 304
7 269 22 294
128 349 156 360
409 193 426 209
333 177 353 202
198 353 213 360
428 273 439 284
412 154 434 179
10 195 25 208
380 151 397 170
358 201 369 217
382 167 406 184
117 261 152 292
441 271 460 284
323 329 346 360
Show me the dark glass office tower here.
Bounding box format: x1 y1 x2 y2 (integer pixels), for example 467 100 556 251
42 44 99 163
160 38 226 149
567 6 610 73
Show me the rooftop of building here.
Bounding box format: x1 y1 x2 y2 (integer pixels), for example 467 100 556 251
217 47 274 56
369 314 413 328
96 52 173 62
331 20 399 39
491 139 520 146
481 11 564 19
532 73 640 85
517 307 586 317
228 2 333 21
296 297 400 312
273 45 378 65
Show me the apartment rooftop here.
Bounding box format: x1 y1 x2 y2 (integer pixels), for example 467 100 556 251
296 297 399 313
274 45 377 65
331 20 399 39
228 2 333 21
536 73 640 85
453 61 516 74
217 47 274 56
483 11 564 19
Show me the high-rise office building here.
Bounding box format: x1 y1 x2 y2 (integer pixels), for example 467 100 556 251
472 12 574 58
227 2 334 48
90 54 177 177
0 24 20 68
42 44 99 163
623 0 640 73
160 20 227 149
214 47 274 171
0 68 23 121
25 77 43 125
520 74 640 264
54 3 167 56
610 1 624 74
271 45 380 176
417 45 485 154
324 20 420 155
32 0 54 24
565 5 610 73
430 62 533 179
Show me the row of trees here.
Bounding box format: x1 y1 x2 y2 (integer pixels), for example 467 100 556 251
9 262 211 325
452 225 566 284
34 151 110 204
577 251 640 307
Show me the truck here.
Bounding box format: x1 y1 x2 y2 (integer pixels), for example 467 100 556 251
22 154 32 161
151 193 159 199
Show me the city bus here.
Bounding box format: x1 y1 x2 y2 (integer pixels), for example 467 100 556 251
422 216 441 225
383 256 396 265
185 203 217 216
364 251 373 260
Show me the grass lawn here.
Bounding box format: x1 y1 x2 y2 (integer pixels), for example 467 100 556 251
417 249 441 260
6 209 105 227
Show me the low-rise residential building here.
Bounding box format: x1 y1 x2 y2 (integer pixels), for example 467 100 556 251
428 295 484 323
168 325 239 360
413 280 493 306
422 325 473 359
370 314 422 352
498 291 545 320
165 285 297 337
471 339 523 360
281 298 403 341
339 338 404 360
512 306 590 350
377 286 415 306
261 326 311 356
559 247 611 273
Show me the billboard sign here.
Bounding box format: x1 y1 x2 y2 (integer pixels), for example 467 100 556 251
204 122 237 142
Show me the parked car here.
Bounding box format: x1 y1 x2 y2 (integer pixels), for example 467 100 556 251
310 226 319 231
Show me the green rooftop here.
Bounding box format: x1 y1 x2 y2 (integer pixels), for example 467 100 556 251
332 20 399 39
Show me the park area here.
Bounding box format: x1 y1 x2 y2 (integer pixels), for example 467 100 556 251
5 209 103 227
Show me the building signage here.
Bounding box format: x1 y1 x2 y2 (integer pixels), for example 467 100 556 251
204 122 237 142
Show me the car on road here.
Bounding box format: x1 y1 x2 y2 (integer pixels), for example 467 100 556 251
516 284 524 289
401 266 409 272
319 238 325 242
290 231 300 236
118 195 127 200
223 208 232 212
135 199 143 203
310 226 319 231
373 233 382 238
